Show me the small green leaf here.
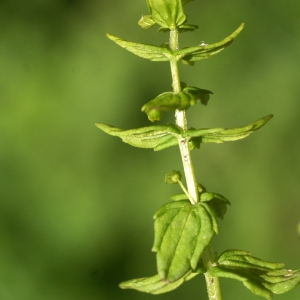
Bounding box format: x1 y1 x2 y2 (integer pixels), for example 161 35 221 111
147 0 186 30
200 192 230 220
209 249 300 299
170 193 189 201
142 87 213 122
184 114 273 144
106 33 172 61
138 15 156 29
119 266 204 294
176 23 245 64
95 123 182 151
165 170 182 184
153 200 215 281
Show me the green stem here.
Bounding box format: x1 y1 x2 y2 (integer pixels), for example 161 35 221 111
202 246 222 300
169 28 222 300
169 28 198 205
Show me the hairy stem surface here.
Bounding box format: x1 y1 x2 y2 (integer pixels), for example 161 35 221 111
169 28 222 300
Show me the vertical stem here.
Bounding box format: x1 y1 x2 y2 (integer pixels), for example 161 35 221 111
169 28 222 300
169 28 198 205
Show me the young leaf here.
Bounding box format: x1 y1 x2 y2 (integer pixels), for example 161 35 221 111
106 34 172 61
165 170 182 184
183 114 273 144
147 0 186 30
209 249 300 299
142 87 213 122
153 200 215 281
95 123 182 151
175 23 245 65
119 267 204 295
138 14 156 29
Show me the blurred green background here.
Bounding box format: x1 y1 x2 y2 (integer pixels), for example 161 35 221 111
0 0 299 299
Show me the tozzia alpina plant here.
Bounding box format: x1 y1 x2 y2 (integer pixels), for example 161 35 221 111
96 1 300 299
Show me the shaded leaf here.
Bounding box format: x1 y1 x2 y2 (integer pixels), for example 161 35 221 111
153 200 215 281
106 33 172 61
95 123 182 151
119 267 204 295
176 23 244 64
209 249 300 299
183 114 273 144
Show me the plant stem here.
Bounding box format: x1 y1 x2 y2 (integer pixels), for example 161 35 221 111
169 28 198 205
169 28 222 300
202 246 222 300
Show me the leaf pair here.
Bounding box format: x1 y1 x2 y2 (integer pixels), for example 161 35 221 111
142 86 212 122
96 115 273 151
106 23 244 65
209 250 300 299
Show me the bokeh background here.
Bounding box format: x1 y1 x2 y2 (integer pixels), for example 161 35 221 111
0 0 299 299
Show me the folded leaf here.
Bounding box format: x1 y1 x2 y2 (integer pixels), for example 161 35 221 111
153 200 215 281
184 114 273 144
176 23 244 65
106 34 172 61
142 87 213 122
119 268 204 295
209 249 300 300
95 123 182 151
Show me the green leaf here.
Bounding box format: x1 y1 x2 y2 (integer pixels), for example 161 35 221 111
165 170 182 184
183 114 273 144
153 200 215 281
106 33 172 61
176 23 245 64
200 192 230 220
170 193 189 201
138 15 156 29
209 249 300 299
147 0 186 30
119 267 204 295
142 87 213 122
95 123 182 151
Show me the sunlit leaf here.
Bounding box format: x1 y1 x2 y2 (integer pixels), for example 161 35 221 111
153 200 215 281
106 34 172 61
95 123 182 151
184 114 273 144
119 267 204 294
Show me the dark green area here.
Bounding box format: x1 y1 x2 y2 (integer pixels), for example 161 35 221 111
0 0 299 299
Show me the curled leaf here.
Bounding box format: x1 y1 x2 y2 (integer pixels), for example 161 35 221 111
184 114 273 144
209 249 300 299
176 23 245 65
142 87 213 122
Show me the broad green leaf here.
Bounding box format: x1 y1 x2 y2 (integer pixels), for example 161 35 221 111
147 0 186 30
119 267 204 295
209 249 300 299
95 123 182 151
175 23 244 64
165 170 182 184
183 114 273 144
106 34 172 61
153 200 215 281
142 87 213 122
